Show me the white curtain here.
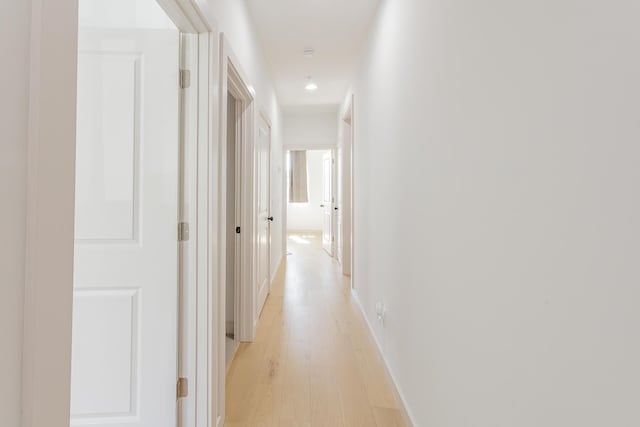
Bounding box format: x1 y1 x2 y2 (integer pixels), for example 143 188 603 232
288 150 309 203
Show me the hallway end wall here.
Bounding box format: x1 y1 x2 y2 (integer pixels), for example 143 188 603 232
350 0 640 425
287 150 327 232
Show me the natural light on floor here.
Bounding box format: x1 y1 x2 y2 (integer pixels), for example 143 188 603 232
288 234 318 245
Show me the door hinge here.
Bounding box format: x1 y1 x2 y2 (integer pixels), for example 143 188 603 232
178 222 190 241
177 377 188 399
236 226 241 234
180 69 191 89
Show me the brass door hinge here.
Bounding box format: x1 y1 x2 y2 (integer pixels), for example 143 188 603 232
180 69 191 89
178 222 190 242
177 377 188 399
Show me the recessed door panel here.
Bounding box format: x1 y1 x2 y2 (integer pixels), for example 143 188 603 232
70 289 140 420
75 52 140 242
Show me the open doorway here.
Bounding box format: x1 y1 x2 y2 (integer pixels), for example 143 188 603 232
225 91 240 367
71 0 181 426
286 149 334 253
219 44 258 376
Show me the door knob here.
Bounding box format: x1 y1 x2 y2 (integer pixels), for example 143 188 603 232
334 207 339 211
268 216 274 222
320 204 325 208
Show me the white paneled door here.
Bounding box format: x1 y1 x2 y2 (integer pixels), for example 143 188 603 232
72 27 180 427
335 147 343 264
322 152 333 256
256 116 272 316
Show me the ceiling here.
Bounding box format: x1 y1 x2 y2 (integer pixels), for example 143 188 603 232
245 0 381 108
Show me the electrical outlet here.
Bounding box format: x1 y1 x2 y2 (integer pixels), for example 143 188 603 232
375 301 386 323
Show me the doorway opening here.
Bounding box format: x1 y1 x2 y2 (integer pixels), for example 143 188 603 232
225 91 240 368
218 43 257 382
286 149 334 253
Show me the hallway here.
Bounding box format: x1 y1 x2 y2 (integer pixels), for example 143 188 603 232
225 233 405 426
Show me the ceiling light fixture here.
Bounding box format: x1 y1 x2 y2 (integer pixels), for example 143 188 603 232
305 77 318 91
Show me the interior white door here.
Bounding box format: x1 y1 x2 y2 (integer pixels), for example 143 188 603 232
256 116 271 316
72 27 179 427
342 119 353 276
322 152 333 256
336 147 343 264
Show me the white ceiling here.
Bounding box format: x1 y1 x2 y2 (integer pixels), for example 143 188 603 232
245 0 381 108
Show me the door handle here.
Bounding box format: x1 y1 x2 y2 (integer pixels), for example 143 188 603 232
320 204 325 208
334 207 338 211
268 216 274 222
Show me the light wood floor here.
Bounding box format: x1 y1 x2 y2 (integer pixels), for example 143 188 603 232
224 232 405 427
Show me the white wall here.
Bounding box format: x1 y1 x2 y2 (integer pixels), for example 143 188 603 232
3 1 79 426
350 1 640 426
287 150 328 232
0 1 31 425
284 109 338 150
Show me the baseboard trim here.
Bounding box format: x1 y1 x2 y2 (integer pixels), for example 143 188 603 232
351 289 416 427
270 254 285 285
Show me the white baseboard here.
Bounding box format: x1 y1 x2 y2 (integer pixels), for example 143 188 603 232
271 254 284 285
351 289 416 427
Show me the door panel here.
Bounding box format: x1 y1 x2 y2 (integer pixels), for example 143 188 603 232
342 120 353 276
322 152 333 256
72 27 179 427
336 147 343 264
256 116 271 316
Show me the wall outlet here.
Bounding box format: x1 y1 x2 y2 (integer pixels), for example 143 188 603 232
375 301 386 324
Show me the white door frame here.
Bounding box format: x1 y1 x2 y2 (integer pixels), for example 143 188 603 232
22 2 218 427
217 32 257 423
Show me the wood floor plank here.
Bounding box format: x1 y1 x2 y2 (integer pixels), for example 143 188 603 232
224 233 405 427
373 406 405 427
